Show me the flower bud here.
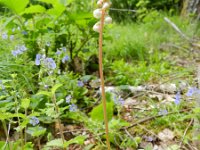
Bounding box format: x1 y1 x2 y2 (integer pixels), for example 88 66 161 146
93 22 100 32
93 9 102 19
102 2 111 10
97 0 103 7
104 16 112 24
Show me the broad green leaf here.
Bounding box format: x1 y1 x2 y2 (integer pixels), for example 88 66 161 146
26 126 46 137
46 138 63 148
51 83 63 94
0 112 25 120
38 0 65 17
64 135 86 147
90 101 114 122
0 0 29 14
37 0 56 5
21 98 30 109
47 4 65 17
21 5 46 15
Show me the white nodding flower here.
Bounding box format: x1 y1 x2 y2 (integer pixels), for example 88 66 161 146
97 0 103 7
93 9 102 19
93 22 100 32
105 16 112 24
102 2 111 10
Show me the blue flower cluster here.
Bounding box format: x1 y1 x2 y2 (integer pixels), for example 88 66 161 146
11 45 27 57
69 104 78 112
29 116 39 126
113 96 125 106
1 32 8 40
174 91 181 105
77 80 84 87
158 109 168 116
65 95 78 112
35 54 56 70
66 95 72 103
186 87 200 97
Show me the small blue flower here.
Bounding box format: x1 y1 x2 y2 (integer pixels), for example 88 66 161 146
69 104 78 112
43 58 56 70
62 55 70 63
35 54 42 65
44 85 49 89
114 96 125 106
174 91 181 105
186 87 200 97
10 35 14 41
2 32 8 40
62 47 67 52
55 50 62 55
12 50 20 57
29 116 39 126
46 42 51 47
77 80 84 87
21 31 28 35
66 95 72 103
158 109 168 116
18 45 27 52
11 45 27 57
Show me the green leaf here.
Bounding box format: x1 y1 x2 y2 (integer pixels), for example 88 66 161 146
38 0 65 17
0 112 25 120
36 91 52 97
51 83 63 94
21 5 46 14
21 98 30 109
64 135 86 147
26 126 46 137
46 138 63 148
56 99 64 105
90 101 114 122
0 0 29 14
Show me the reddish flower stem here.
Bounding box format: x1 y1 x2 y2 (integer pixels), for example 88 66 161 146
99 8 111 150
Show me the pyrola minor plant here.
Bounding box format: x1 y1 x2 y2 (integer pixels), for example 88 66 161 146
93 0 112 149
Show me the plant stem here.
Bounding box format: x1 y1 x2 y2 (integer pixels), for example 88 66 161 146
52 94 65 149
99 9 111 150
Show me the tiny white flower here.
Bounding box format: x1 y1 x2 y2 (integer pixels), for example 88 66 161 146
93 9 102 19
104 16 112 24
102 2 111 10
93 22 100 32
97 0 103 7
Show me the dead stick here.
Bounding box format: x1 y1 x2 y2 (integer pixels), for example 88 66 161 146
123 109 191 130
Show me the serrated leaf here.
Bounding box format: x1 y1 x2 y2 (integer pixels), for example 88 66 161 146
22 5 46 14
0 0 29 14
21 98 30 109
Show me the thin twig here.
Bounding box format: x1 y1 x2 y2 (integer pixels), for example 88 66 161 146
164 17 190 41
123 109 191 130
179 119 194 148
109 8 137 12
3 122 11 150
